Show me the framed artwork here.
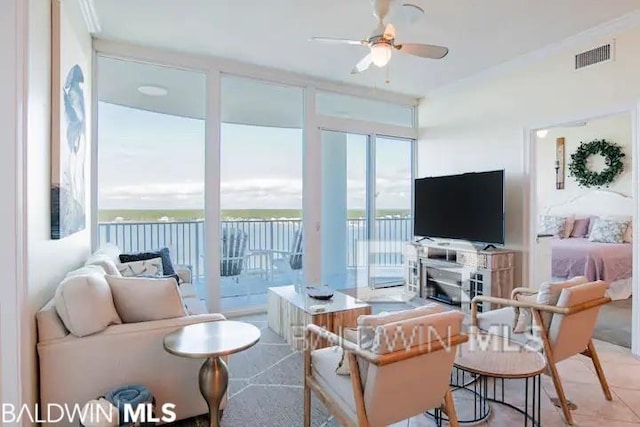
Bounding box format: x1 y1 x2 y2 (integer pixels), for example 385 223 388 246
51 0 91 239
555 137 565 190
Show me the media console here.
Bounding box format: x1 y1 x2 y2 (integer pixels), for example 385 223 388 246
403 242 516 314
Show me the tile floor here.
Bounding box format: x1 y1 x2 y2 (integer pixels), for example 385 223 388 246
226 297 640 426
381 339 640 426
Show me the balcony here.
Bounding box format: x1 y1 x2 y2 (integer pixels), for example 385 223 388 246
98 217 412 310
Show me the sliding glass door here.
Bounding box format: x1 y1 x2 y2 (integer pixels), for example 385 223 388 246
320 131 415 290
372 137 414 287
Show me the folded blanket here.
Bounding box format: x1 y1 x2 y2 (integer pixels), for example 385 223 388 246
104 384 154 425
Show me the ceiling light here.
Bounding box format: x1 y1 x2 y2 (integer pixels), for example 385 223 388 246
137 85 169 97
371 44 392 67
536 129 549 138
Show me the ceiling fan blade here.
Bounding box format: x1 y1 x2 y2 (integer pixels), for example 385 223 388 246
372 0 392 22
384 23 396 40
310 37 367 46
397 43 449 59
351 53 373 74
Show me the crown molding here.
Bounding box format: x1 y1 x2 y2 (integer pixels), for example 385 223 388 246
78 0 101 34
423 9 640 100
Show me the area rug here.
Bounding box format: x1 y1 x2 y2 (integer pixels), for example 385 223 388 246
167 299 424 427
167 313 338 427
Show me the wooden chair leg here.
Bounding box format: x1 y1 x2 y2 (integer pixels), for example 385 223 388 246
532 310 574 425
547 360 574 425
303 383 311 427
442 389 459 427
304 333 311 427
587 339 613 401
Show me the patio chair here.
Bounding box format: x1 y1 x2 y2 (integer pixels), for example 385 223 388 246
470 279 612 426
271 228 303 278
304 310 468 427
220 228 249 282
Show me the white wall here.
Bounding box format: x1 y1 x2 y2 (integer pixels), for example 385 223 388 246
22 0 92 412
418 23 640 285
536 113 633 212
0 0 25 412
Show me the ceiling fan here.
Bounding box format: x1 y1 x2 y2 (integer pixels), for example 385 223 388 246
310 0 449 74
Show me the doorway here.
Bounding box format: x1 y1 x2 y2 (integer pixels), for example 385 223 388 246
529 111 636 350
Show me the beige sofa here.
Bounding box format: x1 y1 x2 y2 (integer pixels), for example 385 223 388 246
36 247 222 426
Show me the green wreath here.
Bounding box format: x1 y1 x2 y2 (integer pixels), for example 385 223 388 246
568 139 625 188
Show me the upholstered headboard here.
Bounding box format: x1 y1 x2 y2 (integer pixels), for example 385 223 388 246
544 190 633 218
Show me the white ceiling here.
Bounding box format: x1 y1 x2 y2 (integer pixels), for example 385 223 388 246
93 0 640 97
98 57 414 126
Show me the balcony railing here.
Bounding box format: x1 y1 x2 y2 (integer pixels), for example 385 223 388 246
98 218 412 280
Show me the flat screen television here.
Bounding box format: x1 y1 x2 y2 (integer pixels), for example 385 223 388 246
414 170 505 244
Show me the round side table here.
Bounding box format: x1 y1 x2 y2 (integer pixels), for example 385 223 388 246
163 320 261 427
430 332 546 426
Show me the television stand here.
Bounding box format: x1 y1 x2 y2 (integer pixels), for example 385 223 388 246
482 244 498 250
403 242 516 314
414 236 433 243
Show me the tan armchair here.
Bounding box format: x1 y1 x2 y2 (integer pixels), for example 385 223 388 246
470 280 612 426
304 311 468 427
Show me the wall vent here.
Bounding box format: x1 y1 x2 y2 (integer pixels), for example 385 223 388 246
575 42 614 70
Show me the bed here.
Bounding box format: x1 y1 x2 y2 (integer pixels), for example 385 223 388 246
542 190 633 301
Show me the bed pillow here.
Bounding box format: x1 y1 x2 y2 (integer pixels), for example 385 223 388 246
589 218 630 244
624 223 633 243
570 217 590 238
537 215 570 238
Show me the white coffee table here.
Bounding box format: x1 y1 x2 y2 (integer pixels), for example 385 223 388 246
267 285 371 350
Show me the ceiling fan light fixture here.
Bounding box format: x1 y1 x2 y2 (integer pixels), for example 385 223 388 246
370 43 392 67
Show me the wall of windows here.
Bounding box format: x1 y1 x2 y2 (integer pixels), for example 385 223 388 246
94 40 418 312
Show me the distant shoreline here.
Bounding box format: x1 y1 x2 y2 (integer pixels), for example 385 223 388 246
98 209 411 222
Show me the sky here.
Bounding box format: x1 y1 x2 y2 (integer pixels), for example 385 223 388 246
98 102 412 211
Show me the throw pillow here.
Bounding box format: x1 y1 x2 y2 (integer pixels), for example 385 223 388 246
570 217 590 238
537 215 570 238
117 257 164 277
357 304 445 346
119 248 177 277
588 218 630 243
55 270 122 337
106 275 187 323
85 254 121 276
336 327 358 376
536 276 589 329
512 294 537 334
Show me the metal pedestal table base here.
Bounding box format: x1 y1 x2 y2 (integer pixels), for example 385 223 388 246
199 356 228 427
428 368 542 426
